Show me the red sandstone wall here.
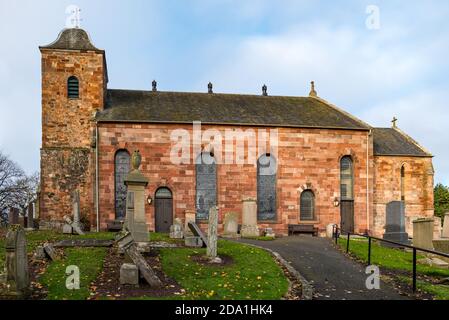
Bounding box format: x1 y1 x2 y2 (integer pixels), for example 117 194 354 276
97 123 373 235
372 156 434 237
40 49 106 226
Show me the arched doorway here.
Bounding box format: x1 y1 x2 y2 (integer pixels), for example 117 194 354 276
155 187 173 233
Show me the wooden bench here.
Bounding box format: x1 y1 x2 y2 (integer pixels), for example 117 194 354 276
288 224 319 237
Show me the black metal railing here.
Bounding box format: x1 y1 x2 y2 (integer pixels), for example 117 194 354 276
333 225 449 293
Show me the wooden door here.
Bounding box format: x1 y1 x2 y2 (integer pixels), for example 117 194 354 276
340 200 354 233
155 188 173 233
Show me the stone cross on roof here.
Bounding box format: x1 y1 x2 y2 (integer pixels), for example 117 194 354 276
66 5 82 29
392 117 398 128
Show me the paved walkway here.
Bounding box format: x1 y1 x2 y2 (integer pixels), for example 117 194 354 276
238 236 408 300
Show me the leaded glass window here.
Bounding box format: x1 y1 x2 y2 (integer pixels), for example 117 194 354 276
195 153 217 220
340 156 354 200
300 190 315 221
257 154 277 221
115 150 130 219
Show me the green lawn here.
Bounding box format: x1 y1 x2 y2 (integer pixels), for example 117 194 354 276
338 238 449 299
1 230 289 300
40 247 107 300
158 239 289 300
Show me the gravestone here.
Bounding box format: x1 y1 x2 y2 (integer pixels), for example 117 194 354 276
413 218 434 250
2 225 30 298
8 208 19 225
264 227 275 239
223 212 239 238
442 212 449 238
26 203 34 230
120 263 139 285
188 222 208 248
185 236 203 248
71 190 84 235
240 198 259 238
207 207 221 263
124 151 149 244
382 201 410 247
169 218 184 239
43 243 59 261
184 210 196 236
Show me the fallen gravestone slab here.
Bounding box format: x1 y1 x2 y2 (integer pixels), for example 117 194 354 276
126 243 162 287
53 239 114 248
43 243 59 261
187 222 208 248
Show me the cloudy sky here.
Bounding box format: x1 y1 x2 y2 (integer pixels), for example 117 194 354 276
0 0 448 184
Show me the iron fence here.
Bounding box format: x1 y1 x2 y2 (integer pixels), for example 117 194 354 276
333 225 449 293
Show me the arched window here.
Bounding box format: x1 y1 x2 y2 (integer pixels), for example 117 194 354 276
115 150 130 219
257 154 277 221
195 152 217 220
401 165 405 201
340 156 354 200
67 76 79 99
300 190 315 221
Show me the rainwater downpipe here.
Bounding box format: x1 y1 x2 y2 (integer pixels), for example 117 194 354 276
96 123 100 232
366 129 372 233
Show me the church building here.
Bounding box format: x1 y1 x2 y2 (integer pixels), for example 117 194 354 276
38 28 435 236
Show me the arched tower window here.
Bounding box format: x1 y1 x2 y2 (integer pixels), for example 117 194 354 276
67 76 79 99
300 190 315 221
401 165 405 201
257 154 277 221
195 152 217 220
340 156 354 200
115 150 130 219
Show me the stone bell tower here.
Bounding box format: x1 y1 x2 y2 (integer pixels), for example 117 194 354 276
39 28 108 228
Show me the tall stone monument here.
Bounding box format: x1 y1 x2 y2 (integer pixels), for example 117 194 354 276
124 150 150 244
241 198 259 238
1 225 30 299
207 206 221 263
382 201 410 247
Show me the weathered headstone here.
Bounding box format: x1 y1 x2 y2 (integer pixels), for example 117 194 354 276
124 151 149 244
382 201 410 247
264 227 276 239
188 222 208 247
71 190 84 235
433 239 449 254
8 208 19 225
185 236 203 248
26 203 34 230
223 212 239 238
169 218 184 239
413 218 434 250
442 212 449 239
34 246 46 260
43 243 59 261
184 210 196 236
433 216 442 239
2 225 30 298
207 207 221 263
120 263 139 285
126 243 162 287
241 198 260 238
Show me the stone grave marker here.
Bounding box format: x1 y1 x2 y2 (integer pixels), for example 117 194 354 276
71 190 84 235
184 210 196 236
120 263 139 285
413 218 434 250
382 201 410 247
223 212 239 238
126 243 162 287
187 222 208 248
2 225 30 298
8 208 19 225
207 206 221 263
170 218 184 239
241 198 259 238
26 203 34 230
43 243 59 261
443 212 449 238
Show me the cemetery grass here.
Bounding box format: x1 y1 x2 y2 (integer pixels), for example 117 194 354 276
157 239 289 300
338 238 449 299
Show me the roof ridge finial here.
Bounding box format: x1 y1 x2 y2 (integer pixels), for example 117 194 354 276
152 80 157 92
262 84 268 96
309 81 317 97
392 116 398 128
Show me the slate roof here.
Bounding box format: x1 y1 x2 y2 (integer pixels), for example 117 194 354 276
39 28 103 52
96 89 370 130
372 128 431 157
